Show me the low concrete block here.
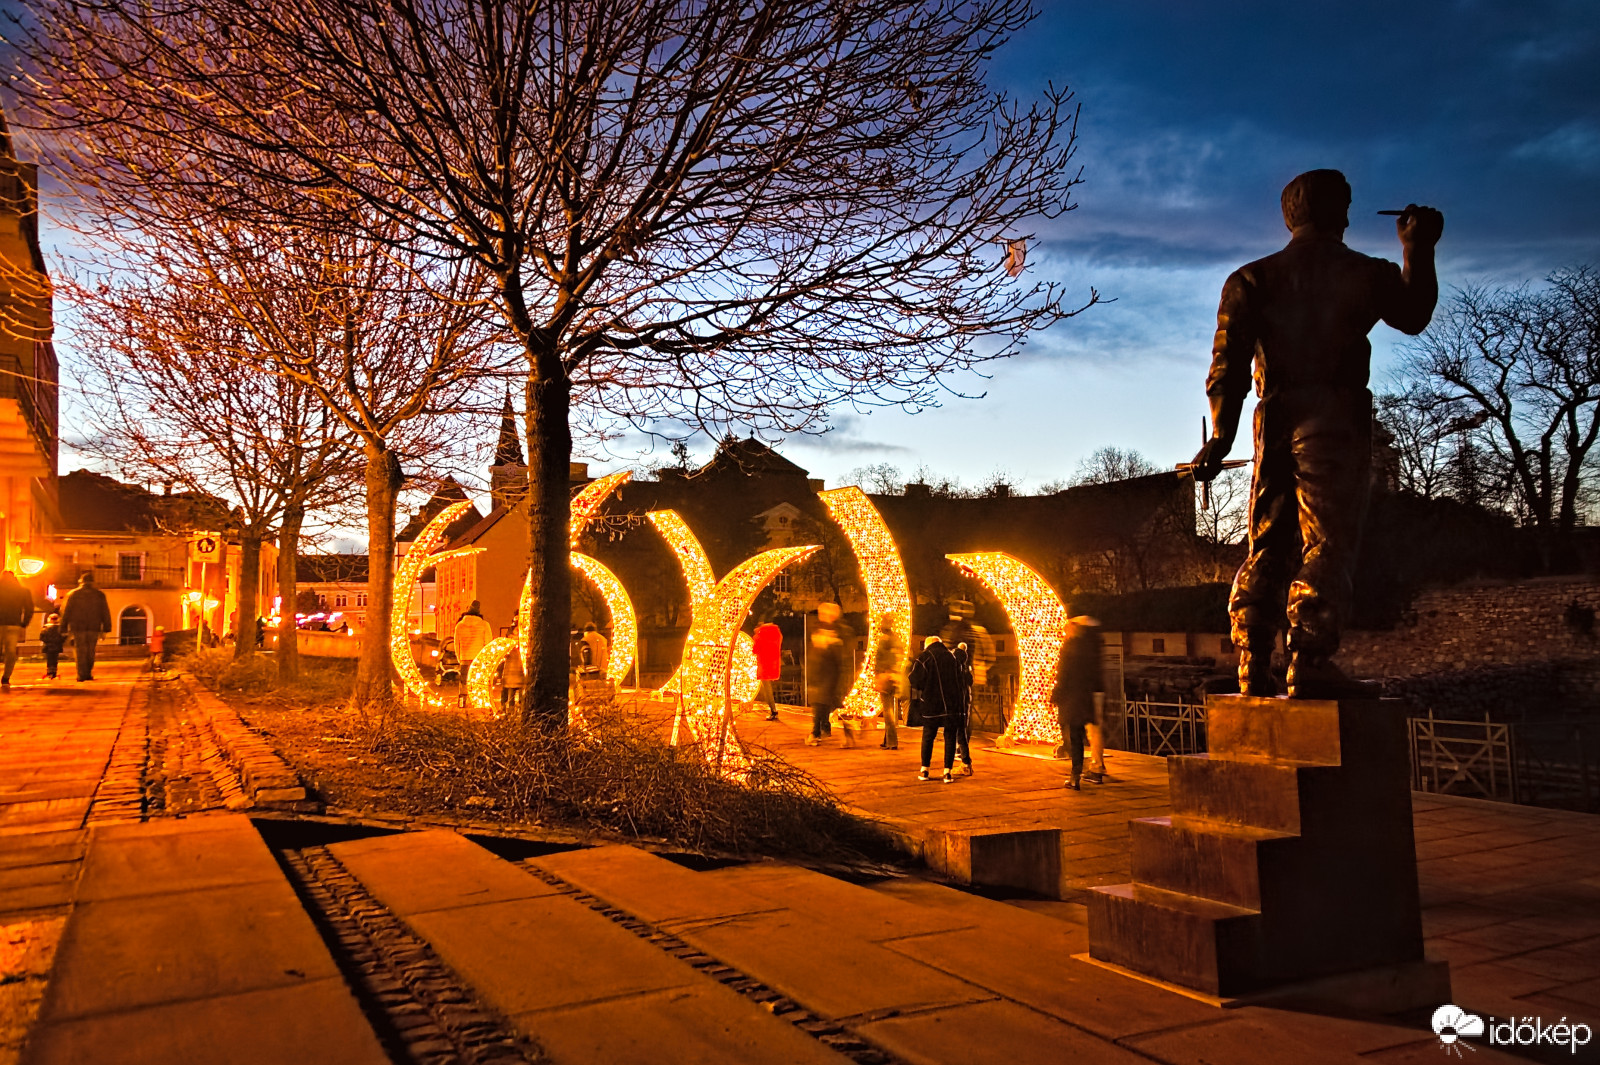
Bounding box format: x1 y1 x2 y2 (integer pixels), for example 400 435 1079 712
925 827 1062 898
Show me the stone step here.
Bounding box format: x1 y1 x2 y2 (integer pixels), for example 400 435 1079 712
1167 755 1324 833
329 831 841 1065
1088 881 1263 997
25 815 388 1065
1128 815 1298 909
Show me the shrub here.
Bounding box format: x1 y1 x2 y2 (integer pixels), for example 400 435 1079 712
180 648 278 693
373 706 894 861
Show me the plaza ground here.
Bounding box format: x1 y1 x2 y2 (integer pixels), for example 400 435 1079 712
2 664 1598 1064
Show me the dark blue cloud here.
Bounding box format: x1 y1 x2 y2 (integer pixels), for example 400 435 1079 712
1011 0 1600 279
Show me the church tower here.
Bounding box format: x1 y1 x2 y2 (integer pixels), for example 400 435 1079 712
488 393 527 508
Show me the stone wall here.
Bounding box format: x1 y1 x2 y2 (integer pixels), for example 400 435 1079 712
1340 576 1600 678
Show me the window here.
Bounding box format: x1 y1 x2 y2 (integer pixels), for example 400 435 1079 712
772 573 792 594
117 553 144 581
1150 637 1166 654
996 639 1007 654
335 592 348 608
356 592 368 608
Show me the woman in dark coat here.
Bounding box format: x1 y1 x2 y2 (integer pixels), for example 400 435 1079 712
1051 617 1104 790
910 636 963 783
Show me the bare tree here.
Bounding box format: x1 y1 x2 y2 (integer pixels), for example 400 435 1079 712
67 283 358 667
55 185 504 697
18 0 1095 727
1068 446 1158 486
845 462 907 495
1401 268 1600 558
1375 384 1479 500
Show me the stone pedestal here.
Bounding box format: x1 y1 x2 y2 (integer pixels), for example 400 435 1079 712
1087 695 1449 1007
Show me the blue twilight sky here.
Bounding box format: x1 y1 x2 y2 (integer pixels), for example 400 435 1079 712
634 0 1600 492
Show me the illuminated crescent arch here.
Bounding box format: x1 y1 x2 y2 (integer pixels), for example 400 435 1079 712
570 553 636 686
390 500 474 709
681 545 819 774
648 510 758 703
463 470 639 717
819 487 912 719
945 552 1069 746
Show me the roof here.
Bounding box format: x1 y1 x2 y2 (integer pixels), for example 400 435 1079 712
693 436 810 480
396 478 483 542
493 394 524 467
1070 584 1233 634
297 554 370 583
57 470 231 534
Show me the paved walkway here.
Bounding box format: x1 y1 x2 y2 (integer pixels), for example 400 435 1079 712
4 671 1599 1065
741 705 1600 1040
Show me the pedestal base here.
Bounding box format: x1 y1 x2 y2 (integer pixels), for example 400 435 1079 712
1087 695 1446 1009
1072 953 1451 1014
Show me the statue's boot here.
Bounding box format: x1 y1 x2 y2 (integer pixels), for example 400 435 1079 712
1237 638 1277 697
1286 654 1380 700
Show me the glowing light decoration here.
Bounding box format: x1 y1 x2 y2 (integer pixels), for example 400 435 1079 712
466 637 520 713
820 487 912 720
647 510 759 703
391 500 473 710
570 553 636 686
462 471 638 719
680 545 819 775
945 551 1069 746
569 470 633 545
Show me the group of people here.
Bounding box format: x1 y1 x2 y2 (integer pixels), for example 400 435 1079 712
767 602 1112 793
0 570 114 685
447 600 614 714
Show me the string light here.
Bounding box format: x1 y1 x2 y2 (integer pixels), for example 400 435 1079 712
570 470 633 545
390 500 473 710
945 551 1069 747
680 545 819 776
647 510 759 703
819 487 912 720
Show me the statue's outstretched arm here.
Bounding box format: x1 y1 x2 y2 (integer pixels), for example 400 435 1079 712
1383 204 1443 335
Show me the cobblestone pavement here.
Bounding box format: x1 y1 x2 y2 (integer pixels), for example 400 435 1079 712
0 660 243 1065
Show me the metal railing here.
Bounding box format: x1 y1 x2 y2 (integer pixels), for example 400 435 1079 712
1123 697 1208 757
1409 711 1516 803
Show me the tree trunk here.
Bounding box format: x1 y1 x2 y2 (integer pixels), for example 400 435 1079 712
233 529 263 660
352 445 403 708
277 505 304 683
521 358 572 729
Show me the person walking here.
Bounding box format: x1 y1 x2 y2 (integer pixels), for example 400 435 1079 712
499 641 525 715
454 601 492 679
872 616 904 750
752 619 782 720
39 613 64 680
147 626 166 673
806 603 848 746
1052 616 1105 790
0 571 34 687
910 635 962 783
60 572 111 683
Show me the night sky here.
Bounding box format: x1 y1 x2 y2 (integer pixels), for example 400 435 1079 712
771 0 1600 491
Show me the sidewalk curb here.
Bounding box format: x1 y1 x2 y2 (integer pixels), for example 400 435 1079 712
171 672 323 813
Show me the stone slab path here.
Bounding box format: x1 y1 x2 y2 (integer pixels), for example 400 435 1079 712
741 705 1600 1051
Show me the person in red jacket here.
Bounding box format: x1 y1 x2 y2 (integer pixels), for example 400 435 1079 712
751 620 782 720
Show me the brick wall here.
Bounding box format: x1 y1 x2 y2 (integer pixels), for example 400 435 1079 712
1341 577 1600 679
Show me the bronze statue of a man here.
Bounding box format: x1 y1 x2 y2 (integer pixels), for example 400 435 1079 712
1191 170 1443 698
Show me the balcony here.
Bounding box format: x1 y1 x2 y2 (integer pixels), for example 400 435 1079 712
0 349 56 477
71 564 189 591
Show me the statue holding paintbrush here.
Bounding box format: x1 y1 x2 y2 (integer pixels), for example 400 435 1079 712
1187 169 1443 698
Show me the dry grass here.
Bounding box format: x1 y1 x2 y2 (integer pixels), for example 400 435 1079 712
372 704 891 860
198 652 894 863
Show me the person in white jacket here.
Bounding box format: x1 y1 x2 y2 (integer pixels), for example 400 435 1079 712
454 601 492 677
